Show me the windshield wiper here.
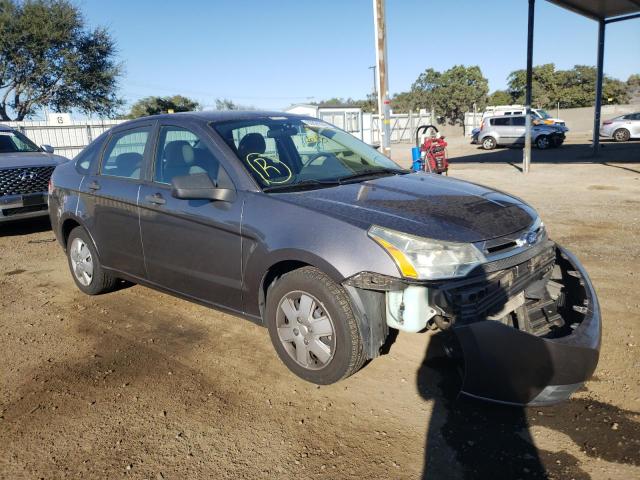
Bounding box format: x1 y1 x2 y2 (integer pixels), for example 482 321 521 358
337 168 408 184
262 178 341 193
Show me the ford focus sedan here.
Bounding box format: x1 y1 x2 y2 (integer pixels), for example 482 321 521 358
48 112 601 405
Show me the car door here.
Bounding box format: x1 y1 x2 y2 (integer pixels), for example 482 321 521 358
631 113 640 137
511 116 526 144
138 123 244 311
79 124 153 278
490 117 511 145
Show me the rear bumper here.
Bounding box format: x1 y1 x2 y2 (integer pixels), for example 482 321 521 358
453 246 600 406
0 192 49 222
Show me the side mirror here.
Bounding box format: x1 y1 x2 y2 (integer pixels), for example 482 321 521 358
41 144 54 153
171 172 236 202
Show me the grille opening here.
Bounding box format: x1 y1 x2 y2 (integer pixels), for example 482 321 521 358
2 204 48 217
486 240 517 253
0 166 55 196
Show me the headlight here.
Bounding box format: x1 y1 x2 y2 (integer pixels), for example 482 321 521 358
368 225 486 280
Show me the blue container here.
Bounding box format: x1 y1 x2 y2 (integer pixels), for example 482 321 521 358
411 147 422 172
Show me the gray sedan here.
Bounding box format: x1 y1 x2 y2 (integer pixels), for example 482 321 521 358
48 111 600 405
600 112 640 141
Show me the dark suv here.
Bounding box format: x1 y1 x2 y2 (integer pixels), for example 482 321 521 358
49 112 600 405
1 124 67 222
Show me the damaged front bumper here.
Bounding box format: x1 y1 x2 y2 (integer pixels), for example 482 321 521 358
454 246 600 406
344 242 601 406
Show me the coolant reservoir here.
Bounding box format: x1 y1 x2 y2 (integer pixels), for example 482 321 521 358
386 286 436 333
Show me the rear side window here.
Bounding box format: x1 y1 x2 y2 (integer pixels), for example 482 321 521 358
100 127 151 180
75 138 104 174
490 118 510 126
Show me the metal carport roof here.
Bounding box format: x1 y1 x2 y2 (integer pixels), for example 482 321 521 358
547 0 640 21
520 0 640 173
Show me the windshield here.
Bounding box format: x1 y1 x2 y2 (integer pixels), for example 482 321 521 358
212 117 405 190
535 109 552 119
0 130 40 154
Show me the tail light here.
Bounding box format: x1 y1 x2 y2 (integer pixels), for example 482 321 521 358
480 121 484 130
602 120 612 125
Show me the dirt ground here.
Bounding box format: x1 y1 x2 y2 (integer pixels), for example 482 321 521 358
1 139 639 479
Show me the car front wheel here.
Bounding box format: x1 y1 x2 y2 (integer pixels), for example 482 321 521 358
66 226 116 295
265 266 365 384
536 135 550 149
613 128 630 142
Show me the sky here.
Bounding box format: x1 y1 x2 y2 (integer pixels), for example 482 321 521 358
79 0 640 111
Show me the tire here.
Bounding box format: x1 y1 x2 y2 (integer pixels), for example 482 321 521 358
481 136 497 150
66 226 116 295
535 135 550 150
613 128 630 142
265 266 365 384
551 135 564 148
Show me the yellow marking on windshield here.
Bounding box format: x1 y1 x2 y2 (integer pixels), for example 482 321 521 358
245 153 292 185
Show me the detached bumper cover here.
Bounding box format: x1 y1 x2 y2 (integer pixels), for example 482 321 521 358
454 247 601 406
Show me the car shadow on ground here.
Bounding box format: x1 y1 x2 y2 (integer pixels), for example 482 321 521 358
451 141 640 173
416 333 640 480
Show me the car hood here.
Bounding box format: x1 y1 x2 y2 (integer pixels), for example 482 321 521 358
0 152 68 169
272 173 537 243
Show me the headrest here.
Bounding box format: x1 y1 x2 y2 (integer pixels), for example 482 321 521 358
164 140 194 167
115 152 142 175
238 133 266 160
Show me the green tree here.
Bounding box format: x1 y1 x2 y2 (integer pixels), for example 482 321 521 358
487 90 513 106
507 64 629 108
128 95 200 118
0 0 122 120
410 65 488 125
215 98 255 110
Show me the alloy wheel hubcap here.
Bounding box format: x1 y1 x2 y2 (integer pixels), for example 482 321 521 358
70 238 94 286
276 291 336 370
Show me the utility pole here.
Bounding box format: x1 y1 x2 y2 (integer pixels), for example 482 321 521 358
369 65 377 96
373 0 391 158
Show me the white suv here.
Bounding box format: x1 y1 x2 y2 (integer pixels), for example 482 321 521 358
484 105 568 131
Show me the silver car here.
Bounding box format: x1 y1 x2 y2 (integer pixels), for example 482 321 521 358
476 115 566 150
0 124 68 222
600 112 640 142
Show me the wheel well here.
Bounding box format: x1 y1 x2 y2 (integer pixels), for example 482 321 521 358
259 260 310 319
61 219 81 250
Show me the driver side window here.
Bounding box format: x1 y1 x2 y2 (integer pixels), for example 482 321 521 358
154 126 221 185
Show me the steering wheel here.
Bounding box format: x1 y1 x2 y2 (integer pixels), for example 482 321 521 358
303 152 331 167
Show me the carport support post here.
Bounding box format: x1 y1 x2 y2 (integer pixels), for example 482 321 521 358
523 0 535 173
592 19 605 156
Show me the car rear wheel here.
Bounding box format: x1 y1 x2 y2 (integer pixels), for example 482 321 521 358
265 266 365 384
536 135 550 150
482 136 497 150
613 128 630 142
67 226 116 295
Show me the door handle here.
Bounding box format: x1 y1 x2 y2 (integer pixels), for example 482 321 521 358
145 193 166 205
88 180 100 191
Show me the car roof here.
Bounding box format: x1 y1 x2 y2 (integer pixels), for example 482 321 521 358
488 114 525 119
0 124 15 132
121 110 310 128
